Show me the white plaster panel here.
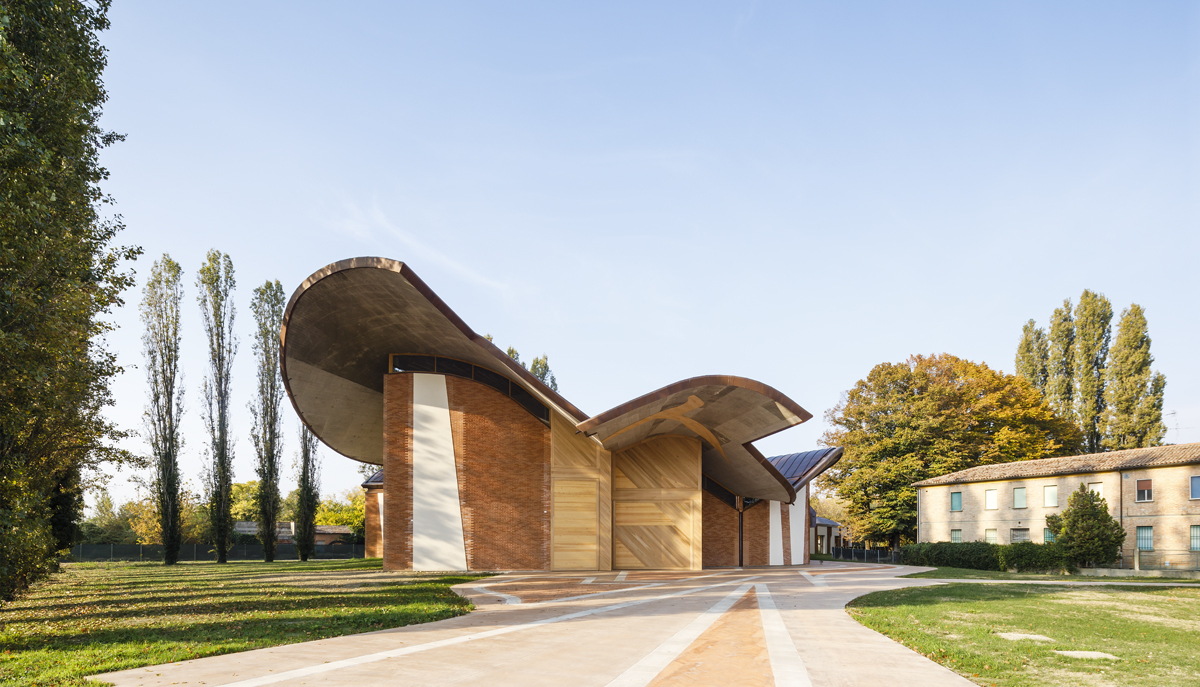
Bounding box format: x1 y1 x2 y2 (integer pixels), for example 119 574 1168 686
769 500 783 566
411 374 468 571
789 488 806 564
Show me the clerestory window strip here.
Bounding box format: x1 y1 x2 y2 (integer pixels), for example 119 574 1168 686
390 353 550 425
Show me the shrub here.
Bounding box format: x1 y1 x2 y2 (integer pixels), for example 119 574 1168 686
1046 483 1126 567
997 541 1072 572
899 541 1001 570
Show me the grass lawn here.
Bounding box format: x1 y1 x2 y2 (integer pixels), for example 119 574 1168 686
902 567 1200 583
847 583 1200 686
0 559 486 687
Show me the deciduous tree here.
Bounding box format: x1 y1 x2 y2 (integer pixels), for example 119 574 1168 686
529 354 558 392
1074 290 1112 454
249 280 285 561
1047 300 1076 420
295 426 321 562
1104 305 1167 449
820 354 1080 549
0 0 139 599
197 250 237 563
141 255 185 564
1015 320 1049 396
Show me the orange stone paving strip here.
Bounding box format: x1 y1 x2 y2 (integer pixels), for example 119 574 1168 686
483 578 645 603
648 587 773 687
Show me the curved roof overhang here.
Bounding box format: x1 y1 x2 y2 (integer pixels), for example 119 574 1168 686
280 258 587 466
767 447 844 492
577 377 813 503
281 257 813 503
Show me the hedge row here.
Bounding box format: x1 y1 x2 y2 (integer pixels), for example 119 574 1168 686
899 541 1072 572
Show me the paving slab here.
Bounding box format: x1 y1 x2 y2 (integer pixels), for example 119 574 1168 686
94 564 974 687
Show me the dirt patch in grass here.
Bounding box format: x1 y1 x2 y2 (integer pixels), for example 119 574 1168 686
847 583 1200 687
0 560 487 687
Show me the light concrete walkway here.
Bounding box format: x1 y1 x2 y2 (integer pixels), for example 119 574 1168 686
91 564 1009 687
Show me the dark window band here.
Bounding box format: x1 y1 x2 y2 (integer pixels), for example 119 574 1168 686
390 354 549 425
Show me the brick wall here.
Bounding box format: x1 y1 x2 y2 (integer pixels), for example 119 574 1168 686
742 500 771 566
780 502 791 564
382 373 413 570
364 486 382 558
446 375 550 570
918 464 1200 557
701 490 739 567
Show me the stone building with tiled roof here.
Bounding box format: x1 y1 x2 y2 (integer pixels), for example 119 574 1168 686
913 443 1200 567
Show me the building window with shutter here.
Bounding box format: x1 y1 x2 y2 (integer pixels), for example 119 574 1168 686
1044 528 1055 544
985 489 997 510
985 529 997 544
1013 487 1026 509
1135 479 1152 502
1088 482 1104 500
1191 475 1199 500
951 529 962 543
950 492 962 512
1192 526 1200 552
1044 484 1058 507
1010 528 1030 543
1136 526 1153 551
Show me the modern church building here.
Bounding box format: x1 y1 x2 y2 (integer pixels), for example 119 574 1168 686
281 258 841 571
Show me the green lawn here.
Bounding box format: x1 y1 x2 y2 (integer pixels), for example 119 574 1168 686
847 583 1200 686
0 559 486 687
902 566 1200 583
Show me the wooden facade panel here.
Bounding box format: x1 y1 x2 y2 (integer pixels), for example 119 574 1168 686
612 436 702 570
552 479 598 570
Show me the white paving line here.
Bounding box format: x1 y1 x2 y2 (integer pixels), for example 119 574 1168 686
213 575 764 687
468 576 531 604
615 571 629 582
799 572 827 587
756 584 813 687
603 583 756 687
581 577 597 585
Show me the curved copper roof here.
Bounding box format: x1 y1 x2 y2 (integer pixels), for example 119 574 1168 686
767 447 843 491
281 257 812 501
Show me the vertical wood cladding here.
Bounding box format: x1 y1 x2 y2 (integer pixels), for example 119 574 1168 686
445 375 550 571
742 501 771 566
382 373 413 570
780 502 791 565
701 489 739 567
550 412 612 571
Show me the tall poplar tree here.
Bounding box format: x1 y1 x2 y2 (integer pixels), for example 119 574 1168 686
1104 305 1167 449
141 256 185 565
1074 290 1112 454
197 250 237 563
1047 300 1075 420
249 280 285 562
1014 320 1049 396
295 426 321 562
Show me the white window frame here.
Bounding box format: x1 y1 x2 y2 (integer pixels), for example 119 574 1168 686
985 489 998 510
985 528 998 544
1191 475 1200 500
1135 478 1153 503
1013 487 1026 509
950 529 962 543
1088 482 1104 500
1044 484 1058 508
950 491 962 512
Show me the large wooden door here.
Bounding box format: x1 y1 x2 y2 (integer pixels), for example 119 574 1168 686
612 436 702 570
552 480 599 570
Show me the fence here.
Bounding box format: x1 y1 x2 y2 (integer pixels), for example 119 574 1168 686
70 542 366 562
1123 549 1200 571
830 547 900 565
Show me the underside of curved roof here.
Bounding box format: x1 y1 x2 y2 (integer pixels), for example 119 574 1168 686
281 257 813 503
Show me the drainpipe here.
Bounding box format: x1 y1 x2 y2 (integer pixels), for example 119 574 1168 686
737 496 744 567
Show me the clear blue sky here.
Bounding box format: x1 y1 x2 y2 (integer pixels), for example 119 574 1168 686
93 2 1200 509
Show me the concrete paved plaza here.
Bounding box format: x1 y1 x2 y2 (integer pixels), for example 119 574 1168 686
96 563 977 687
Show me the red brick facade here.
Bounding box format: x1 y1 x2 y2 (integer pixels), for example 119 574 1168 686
701 490 740 567
445 375 551 570
382 373 413 570
364 486 382 558
781 502 791 564
742 501 771 566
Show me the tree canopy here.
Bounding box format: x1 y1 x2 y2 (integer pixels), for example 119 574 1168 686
1045 484 1125 567
820 353 1081 548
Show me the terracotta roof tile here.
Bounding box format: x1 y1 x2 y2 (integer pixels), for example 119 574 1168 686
912 443 1200 487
